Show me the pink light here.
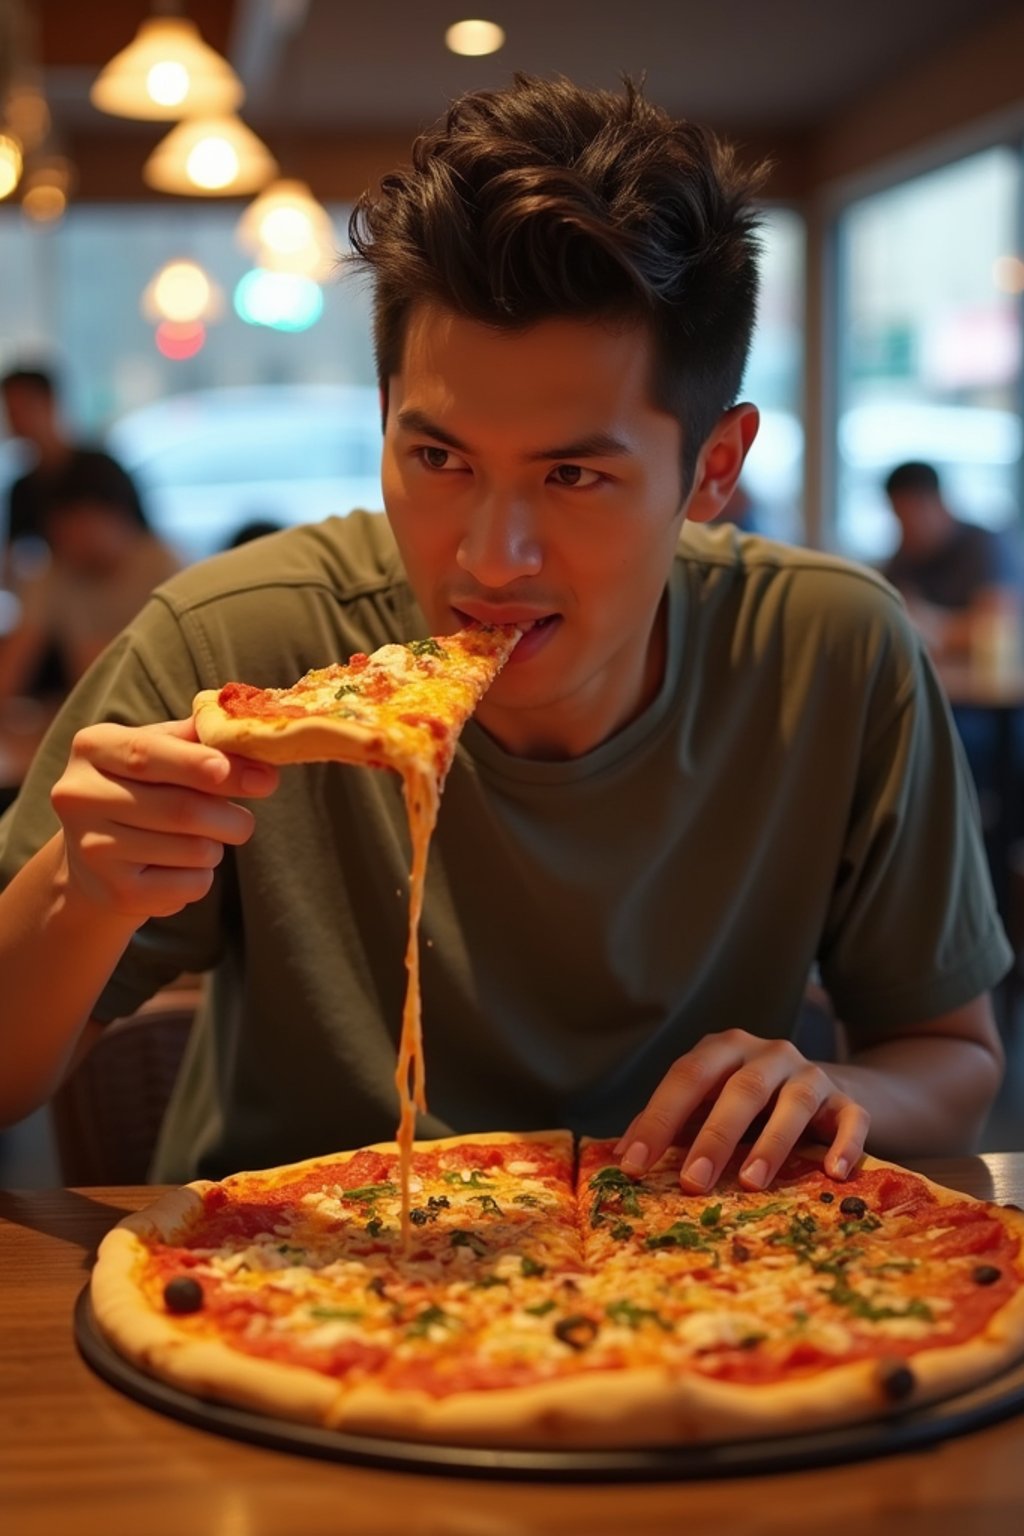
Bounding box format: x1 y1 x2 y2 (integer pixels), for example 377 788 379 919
155 319 206 359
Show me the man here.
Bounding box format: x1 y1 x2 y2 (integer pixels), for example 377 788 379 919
0 456 180 701
1 366 148 553
2 366 151 694
882 460 1022 662
0 78 1008 1194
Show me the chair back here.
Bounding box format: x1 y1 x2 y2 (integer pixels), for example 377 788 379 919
49 989 201 1185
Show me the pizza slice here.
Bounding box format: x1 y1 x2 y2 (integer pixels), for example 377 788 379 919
192 625 519 1243
91 1131 584 1431
577 1137 1024 1435
191 625 519 786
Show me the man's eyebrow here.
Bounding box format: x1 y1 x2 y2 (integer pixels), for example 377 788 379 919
395 409 470 451
524 431 632 462
395 409 632 462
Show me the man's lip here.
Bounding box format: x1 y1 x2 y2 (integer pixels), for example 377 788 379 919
452 604 558 632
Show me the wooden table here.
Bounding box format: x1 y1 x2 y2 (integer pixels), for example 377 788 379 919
3 1156 1024 1536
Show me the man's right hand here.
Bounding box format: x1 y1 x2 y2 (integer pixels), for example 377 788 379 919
50 717 280 923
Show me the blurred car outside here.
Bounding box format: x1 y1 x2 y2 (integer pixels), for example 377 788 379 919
104 383 385 564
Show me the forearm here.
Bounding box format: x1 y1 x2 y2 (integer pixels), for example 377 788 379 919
826 1028 1005 1157
0 832 139 1126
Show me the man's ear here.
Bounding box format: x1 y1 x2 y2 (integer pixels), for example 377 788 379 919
684 403 760 524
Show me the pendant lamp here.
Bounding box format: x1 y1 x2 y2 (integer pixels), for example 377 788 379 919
143 114 277 196
236 179 337 278
90 16 243 120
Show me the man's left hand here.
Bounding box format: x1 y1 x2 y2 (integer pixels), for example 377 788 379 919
615 1028 870 1193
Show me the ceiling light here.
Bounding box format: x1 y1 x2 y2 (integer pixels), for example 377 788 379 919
234 269 324 332
5 80 51 153
143 115 277 196
90 16 244 120
155 319 207 360
0 134 24 201
21 156 75 224
445 19 506 57
142 259 223 324
236 179 337 278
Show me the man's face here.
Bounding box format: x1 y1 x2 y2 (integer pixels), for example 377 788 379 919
1 383 51 443
888 490 945 557
381 305 693 759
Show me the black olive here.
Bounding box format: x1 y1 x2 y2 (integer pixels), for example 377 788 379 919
877 1357 915 1402
731 1239 752 1263
973 1264 1002 1286
163 1275 204 1314
818 1191 835 1204
839 1196 868 1219
553 1314 599 1351
427 1195 450 1210
409 1207 429 1226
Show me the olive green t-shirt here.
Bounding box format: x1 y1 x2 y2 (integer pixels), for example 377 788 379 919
0 513 1010 1180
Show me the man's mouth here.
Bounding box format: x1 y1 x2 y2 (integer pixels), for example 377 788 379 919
452 606 561 660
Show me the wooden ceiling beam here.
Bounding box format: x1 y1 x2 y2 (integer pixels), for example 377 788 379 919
35 0 238 68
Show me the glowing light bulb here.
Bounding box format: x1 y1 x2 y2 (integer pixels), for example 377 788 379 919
186 136 239 190
153 260 211 322
0 135 24 201
155 320 206 359
445 19 506 56
261 206 314 254
147 60 190 107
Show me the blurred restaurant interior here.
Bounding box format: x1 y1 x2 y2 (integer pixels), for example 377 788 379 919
2 0 1024 1178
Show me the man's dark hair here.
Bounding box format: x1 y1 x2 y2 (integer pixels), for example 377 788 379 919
0 366 57 399
348 74 766 492
884 461 941 498
47 451 151 531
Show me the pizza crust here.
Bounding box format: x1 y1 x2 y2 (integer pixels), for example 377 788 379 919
90 1138 1024 1450
192 691 398 770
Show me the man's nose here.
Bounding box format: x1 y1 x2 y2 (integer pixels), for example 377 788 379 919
455 490 543 587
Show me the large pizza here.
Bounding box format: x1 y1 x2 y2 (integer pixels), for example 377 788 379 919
90 1130 1024 1448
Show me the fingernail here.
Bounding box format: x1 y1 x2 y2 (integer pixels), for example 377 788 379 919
682 1156 713 1192
831 1156 849 1180
741 1159 769 1190
620 1140 649 1174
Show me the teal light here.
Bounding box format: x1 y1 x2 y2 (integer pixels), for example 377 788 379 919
233 268 324 331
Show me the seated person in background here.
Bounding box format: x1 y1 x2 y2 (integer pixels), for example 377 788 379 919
0 75 1008 1193
0 459 180 702
882 460 1023 663
2 365 151 696
1 365 148 571
224 517 285 550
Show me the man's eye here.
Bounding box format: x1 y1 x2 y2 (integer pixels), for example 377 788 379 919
420 446 466 471
550 464 600 488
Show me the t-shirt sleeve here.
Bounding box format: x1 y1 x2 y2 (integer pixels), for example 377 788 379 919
817 614 1012 1039
0 595 229 1022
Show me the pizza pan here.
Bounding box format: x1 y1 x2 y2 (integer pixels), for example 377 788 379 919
75 1288 1024 1482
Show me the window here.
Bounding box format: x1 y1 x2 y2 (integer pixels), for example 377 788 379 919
0 203 383 558
740 206 805 541
835 147 1022 562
